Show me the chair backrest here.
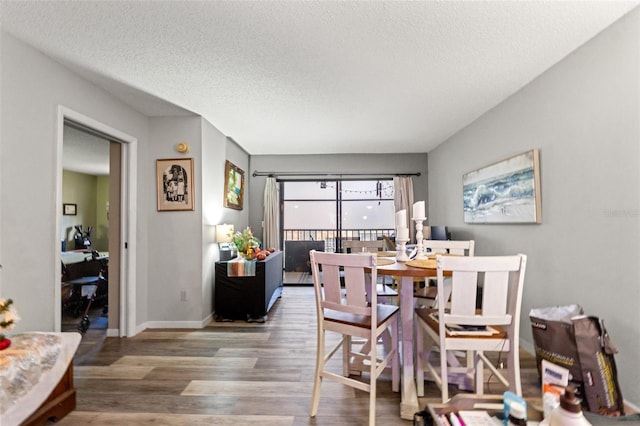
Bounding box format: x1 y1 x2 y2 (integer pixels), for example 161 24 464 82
342 239 385 254
310 250 378 319
429 226 450 241
424 239 475 256
435 254 527 339
382 235 396 251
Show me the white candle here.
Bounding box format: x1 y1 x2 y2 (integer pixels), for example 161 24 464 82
413 201 425 219
397 226 409 240
395 210 407 228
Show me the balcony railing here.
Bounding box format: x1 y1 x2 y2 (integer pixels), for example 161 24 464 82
283 228 394 253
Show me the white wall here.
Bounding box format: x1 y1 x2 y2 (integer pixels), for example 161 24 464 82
146 117 204 324
1 33 230 333
427 10 640 404
201 121 245 319
248 153 429 242
0 32 151 333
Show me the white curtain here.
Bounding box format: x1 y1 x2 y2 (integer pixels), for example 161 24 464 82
393 176 415 243
263 177 280 250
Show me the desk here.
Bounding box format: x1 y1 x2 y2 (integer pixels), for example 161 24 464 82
376 261 443 420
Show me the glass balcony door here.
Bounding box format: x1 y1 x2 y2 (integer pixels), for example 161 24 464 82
282 180 394 255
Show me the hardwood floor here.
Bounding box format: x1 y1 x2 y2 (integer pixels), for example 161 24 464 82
58 286 542 425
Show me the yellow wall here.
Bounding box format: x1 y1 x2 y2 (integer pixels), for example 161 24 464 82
62 170 109 251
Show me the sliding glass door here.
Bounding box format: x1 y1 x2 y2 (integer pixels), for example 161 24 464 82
282 180 394 275
340 180 395 246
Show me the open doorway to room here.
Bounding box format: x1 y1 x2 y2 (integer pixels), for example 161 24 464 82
60 123 115 336
55 106 137 338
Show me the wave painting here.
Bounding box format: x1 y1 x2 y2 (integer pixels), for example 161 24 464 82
463 150 541 224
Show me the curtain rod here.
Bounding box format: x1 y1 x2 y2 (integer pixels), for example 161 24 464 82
252 171 421 178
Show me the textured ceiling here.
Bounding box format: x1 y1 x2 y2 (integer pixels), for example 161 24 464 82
62 125 110 176
2 1 638 158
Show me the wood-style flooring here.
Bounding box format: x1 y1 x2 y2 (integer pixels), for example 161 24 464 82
57 286 542 425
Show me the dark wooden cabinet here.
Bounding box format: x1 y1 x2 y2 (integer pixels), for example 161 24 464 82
215 251 283 321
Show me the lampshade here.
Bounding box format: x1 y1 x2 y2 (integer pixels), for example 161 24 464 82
216 224 234 243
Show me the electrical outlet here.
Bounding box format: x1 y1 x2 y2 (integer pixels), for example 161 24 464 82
180 290 187 301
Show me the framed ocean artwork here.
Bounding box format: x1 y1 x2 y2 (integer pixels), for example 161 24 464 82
463 149 541 224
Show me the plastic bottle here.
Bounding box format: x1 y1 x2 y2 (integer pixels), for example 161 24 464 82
508 401 527 426
549 385 592 426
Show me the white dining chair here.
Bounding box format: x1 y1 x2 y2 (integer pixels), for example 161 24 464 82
414 254 527 402
309 250 399 426
342 239 397 302
414 239 475 304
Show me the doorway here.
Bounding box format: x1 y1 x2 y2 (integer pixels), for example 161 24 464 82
55 106 138 337
61 123 113 335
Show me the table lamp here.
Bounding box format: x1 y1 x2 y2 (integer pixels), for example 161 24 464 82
216 224 236 261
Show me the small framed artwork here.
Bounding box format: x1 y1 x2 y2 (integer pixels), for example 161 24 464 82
224 160 245 210
63 203 77 216
463 149 541 224
156 158 195 211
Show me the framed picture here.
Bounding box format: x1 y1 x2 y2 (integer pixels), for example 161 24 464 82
224 160 245 210
156 158 195 211
463 149 541 224
63 203 77 216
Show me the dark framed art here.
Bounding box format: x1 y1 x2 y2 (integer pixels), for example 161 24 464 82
224 160 245 210
156 158 195 211
63 203 77 216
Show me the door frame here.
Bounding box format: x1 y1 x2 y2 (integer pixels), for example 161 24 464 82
55 105 138 337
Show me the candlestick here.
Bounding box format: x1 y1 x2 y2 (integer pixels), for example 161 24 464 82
413 201 425 220
396 226 409 241
413 218 427 259
395 209 407 228
396 237 409 262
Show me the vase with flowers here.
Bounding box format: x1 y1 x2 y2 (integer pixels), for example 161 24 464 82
232 227 261 260
0 298 20 350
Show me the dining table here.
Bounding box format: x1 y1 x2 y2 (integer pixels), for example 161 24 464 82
375 258 447 420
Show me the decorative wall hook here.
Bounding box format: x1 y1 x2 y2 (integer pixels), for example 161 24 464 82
176 142 189 153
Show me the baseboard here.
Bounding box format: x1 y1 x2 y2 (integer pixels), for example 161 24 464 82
106 328 119 337
624 400 640 414
201 313 213 327
138 314 214 331
135 322 148 335
519 338 535 356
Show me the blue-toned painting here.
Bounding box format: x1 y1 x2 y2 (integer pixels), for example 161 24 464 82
463 149 541 224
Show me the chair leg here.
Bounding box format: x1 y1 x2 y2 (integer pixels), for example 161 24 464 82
415 319 425 397
474 351 484 395
441 348 449 403
392 317 399 393
342 334 351 377
380 327 392 353
369 333 377 426
509 347 523 396
310 327 324 417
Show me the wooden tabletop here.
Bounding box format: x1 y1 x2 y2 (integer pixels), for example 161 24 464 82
374 261 450 277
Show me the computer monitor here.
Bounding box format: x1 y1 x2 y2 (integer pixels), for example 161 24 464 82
430 226 450 241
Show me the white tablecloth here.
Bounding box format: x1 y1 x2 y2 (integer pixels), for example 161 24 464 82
0 332 81 426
